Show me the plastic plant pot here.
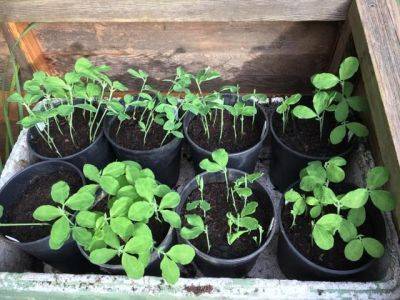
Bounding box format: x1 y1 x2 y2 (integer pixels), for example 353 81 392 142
277 181 387 281
104 117 183 187
183 95 269 174
77 223 175 276
269 110 354 192
177 169 277 277
27 100 115 171
0 160 93 273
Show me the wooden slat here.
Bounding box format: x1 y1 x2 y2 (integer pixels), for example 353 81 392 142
30 22 339 94
0 0 351 22
349 0 400 225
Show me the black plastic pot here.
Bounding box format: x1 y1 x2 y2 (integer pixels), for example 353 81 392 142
277 182 387 281
0 160 93 273
104 117 183 187
269 110 354 192
27 100 115 171
78 223 175 276
183 95 269 174
177 169 277 277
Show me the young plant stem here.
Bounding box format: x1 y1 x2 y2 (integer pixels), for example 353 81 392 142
219 108 224 142
205 225 211 252
0 223 49 227
230 188 238 213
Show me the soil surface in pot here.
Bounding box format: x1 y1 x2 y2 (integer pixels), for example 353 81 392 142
92 198 170 265
188 110 264 153
272 112 351 157
30 109 101 158
282 185 378 270
0 170 82 242
109 114 173 151
183 182 271 259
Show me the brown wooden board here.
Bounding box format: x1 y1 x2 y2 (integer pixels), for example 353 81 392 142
349 0 400 227
0 0 351 22
30 22 340 94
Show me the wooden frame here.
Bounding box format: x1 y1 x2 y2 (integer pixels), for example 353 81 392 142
0 0 399 225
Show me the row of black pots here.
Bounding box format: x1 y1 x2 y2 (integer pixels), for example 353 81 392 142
0 159 387 281
27 96 269 188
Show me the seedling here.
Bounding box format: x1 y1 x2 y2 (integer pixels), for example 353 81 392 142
276 93 301 133
76 160 195 284
8 58 125 156
290 57 369 144
0 180 97 250
181 175 212 252
285 157 396 262
199 148 229 199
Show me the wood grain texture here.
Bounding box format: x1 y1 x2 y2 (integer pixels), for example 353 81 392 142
349 0 400 225
31 22 340 93
0 0 351 22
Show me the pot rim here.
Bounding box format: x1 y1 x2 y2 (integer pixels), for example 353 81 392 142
269 110 354 161
104 116 183 155
0 160 86 246
183 96 269 157
278 180 384 276
177 168 277 265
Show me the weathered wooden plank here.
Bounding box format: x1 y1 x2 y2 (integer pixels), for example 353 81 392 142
328 20 352 73
31 22 339 93
0 0 351 22
349 0 400 226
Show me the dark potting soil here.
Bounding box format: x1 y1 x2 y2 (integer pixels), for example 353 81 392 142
183 182 272 259
30 109 101 157
282 185 378 270
0 170 82 242
187 110 264 153
109 115 173 151
272 112 351 157
92 197 170 265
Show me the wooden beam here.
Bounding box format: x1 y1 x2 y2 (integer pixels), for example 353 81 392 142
328 20 352 73
0 0 351 22
349 0 400 225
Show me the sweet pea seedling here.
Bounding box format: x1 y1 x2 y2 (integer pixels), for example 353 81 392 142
285 156 395 262
276 93 301 133
75 161 195 284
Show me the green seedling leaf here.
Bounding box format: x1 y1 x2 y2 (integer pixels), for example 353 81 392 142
122 253 145 279
310 205 322 218
128 201 155 221
99 176 120 195
51 181 70 204
211 148 228 168
345 239 364 261
316 213 343 233
335 100 349 123
72 227 92 248
370 190 396 212
367 166 389 190
49 216 71 250
311 73 339 90
160 256 180 285
292 105 317 119
330 125 346 144
284 189 303 203
347 96 367 112
102 162 126 178
155 185 172 198
159 192 180 209
110 217 134 240
135 177 156 201
33 205 63 221
103 224 120 249
160 210 181 228
362 237 384 258
326 164 345 183
328 156 347 167
347 207 366 227
90 248 118 265
340 188 369 209
65 192 95 211
312 224 334 250
76 211 98 228
339 57 359 81
110 197 133 217
346 122 369 137
241 202 258 217
167 244 195 265
125 234 153 254
78 184 98 195
199 160 222 173
227 231 248 245
339 219 358 242
83 164 100 182
313 91 329 115
240 217 260 230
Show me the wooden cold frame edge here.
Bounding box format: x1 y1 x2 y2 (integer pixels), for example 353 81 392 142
348 0 400 230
